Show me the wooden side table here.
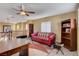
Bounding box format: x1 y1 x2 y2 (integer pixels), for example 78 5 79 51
53 43 64 55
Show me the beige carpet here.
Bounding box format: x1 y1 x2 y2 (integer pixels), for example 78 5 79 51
12 38 77 56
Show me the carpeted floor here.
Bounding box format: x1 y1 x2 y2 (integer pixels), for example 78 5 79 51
12 38 77 56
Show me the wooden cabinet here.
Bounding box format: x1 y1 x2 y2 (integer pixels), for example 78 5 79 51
61 19 77 51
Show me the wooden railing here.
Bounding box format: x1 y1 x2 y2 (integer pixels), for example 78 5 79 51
0 31 27 40
0 32 12 40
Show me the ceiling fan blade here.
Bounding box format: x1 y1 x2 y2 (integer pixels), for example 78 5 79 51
19 4 26 11
17 13 20 14
22 5 25 10
27 11 35 14
12 8 21 11
17 12 29 16
25 13 29 16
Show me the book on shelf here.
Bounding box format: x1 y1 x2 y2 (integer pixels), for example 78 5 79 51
63 23 70 27
65 28 70 33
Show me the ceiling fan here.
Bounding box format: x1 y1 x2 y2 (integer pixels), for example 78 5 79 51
13 4 35 16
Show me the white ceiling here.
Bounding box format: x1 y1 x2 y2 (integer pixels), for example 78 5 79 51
0 3 78 23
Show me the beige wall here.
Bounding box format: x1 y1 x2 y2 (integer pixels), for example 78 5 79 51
11 22 24 31
8 11 77 43
11 24 16 31
15 11 76 43
11 20 34 31
11 22 28 37
0 22 4 32
30 11 76 42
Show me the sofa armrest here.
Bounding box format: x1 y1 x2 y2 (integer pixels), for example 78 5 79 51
48 34 56 45
31 33 38 36
48 34 56 39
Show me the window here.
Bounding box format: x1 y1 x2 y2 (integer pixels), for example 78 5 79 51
41 21 51 32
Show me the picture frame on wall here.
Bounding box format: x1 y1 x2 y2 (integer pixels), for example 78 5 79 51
3 25 11 32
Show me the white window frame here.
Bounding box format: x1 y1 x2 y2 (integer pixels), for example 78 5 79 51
41 21 51 32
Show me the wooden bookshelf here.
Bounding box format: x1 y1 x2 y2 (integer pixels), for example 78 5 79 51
62 37 70 40
62 26 70 28
61 19 77 51
62 32 70 34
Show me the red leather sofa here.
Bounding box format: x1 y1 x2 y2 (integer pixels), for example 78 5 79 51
31 32 56 46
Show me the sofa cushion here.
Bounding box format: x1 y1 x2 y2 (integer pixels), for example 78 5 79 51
36 32 50 41
38 33 41 36
38 32 49 37
37 36 48 41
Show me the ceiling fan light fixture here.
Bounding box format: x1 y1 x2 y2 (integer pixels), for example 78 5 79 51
20 11 26 16
13 4 35 16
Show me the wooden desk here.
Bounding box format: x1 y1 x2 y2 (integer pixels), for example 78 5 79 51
0 39 29 56
0 39 48 56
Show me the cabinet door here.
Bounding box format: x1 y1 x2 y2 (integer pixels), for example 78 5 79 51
64 39 71 49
